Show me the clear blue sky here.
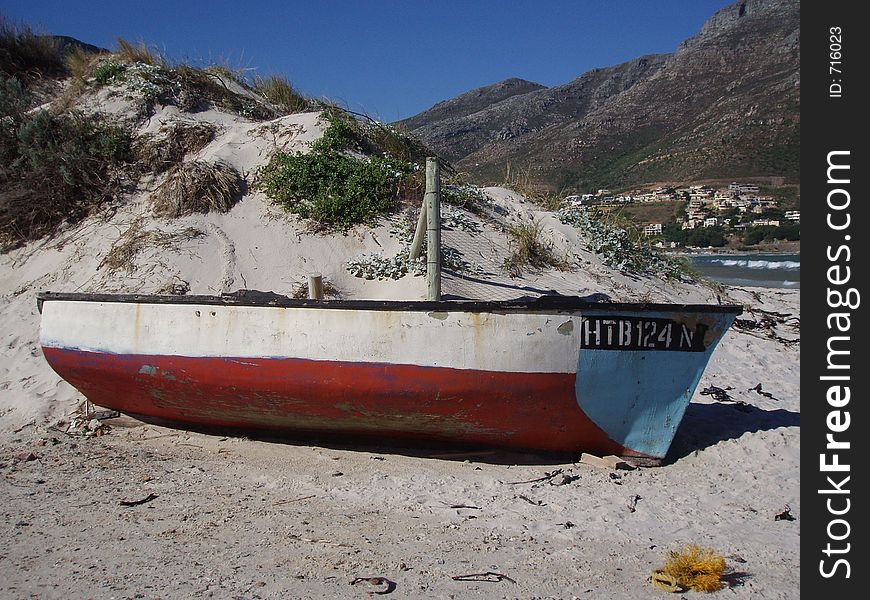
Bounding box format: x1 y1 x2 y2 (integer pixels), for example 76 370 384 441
3 0 734 121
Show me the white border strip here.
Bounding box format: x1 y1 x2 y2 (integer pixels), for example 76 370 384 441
40 300 582 374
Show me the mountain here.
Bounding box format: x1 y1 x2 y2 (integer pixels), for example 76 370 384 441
43 35 110 56
400 77 545 131
397 0 799 192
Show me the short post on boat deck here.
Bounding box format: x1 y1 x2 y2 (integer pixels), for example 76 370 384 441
308 273 323 300
425 157 441 301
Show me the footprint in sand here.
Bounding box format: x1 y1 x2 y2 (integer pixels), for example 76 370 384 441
206 223 237 293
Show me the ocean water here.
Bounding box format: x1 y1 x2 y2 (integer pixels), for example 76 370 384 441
688 253 800 289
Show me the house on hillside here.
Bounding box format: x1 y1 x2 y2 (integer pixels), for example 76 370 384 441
643 223 663 236
689 186 712 201
564 194 596 206
730 182 760 194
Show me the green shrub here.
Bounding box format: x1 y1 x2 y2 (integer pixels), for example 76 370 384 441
742 223 799 245
313 107 429 164
1 76 28 163
312 108 363 152
0 74 27 115
0 108 131 248
259 150 412 228
558 207 688 278
15 111 129 172
94 61 127 84
685 225 726 247
258 108 424 228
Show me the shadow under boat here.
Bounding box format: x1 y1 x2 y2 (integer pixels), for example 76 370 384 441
108 400 799 467
114 412 575 466
666 401 800 462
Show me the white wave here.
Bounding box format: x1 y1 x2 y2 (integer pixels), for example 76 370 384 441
705 258 800 271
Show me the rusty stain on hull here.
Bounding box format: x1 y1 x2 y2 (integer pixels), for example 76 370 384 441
41 348 628 456
557 320 574 335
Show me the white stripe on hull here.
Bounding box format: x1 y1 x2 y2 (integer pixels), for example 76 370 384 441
40 301 583 374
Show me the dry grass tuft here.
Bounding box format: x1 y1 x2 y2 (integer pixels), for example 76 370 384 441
0 17 65 81
504 161 568 211
52 46 104 112
503 218 569 275
367 123 429 164
292 278 341 299
153 278 191 295
98 218 204 274
204 64 247 87
115 37 162 66
253 74 310 114
134 121 217 174
64 45 99 81
655 544 727 593
171 63 272 119
151 160 242 218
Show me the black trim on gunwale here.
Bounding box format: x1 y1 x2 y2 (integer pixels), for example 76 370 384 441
37 290 742 315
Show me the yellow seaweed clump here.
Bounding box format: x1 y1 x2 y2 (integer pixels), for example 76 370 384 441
652 544 726 593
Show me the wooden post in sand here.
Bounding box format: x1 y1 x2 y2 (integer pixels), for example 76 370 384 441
425 158 441 301
308 273 323 300
408 199 427 262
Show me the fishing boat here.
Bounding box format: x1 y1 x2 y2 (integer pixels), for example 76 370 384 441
37 291 740 463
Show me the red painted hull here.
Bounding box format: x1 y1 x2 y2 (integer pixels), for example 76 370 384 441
42 347 629 455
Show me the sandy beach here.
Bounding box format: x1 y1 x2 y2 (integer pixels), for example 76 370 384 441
0 287 800 599
1 98 800 598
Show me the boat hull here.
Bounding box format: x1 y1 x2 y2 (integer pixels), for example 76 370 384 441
40 349 629 455
38 293 740 459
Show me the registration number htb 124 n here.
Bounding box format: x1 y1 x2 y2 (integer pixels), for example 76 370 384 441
579 316 708 352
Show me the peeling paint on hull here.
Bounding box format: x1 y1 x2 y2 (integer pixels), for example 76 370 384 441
41 348 627 455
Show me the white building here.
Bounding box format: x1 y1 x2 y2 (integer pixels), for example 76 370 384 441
730 182 760 194
643 223 663 236
564 194 596 206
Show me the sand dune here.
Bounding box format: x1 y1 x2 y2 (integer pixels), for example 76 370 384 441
0 95 799 598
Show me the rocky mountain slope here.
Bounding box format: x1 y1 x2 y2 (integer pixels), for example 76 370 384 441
398 0 799 192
